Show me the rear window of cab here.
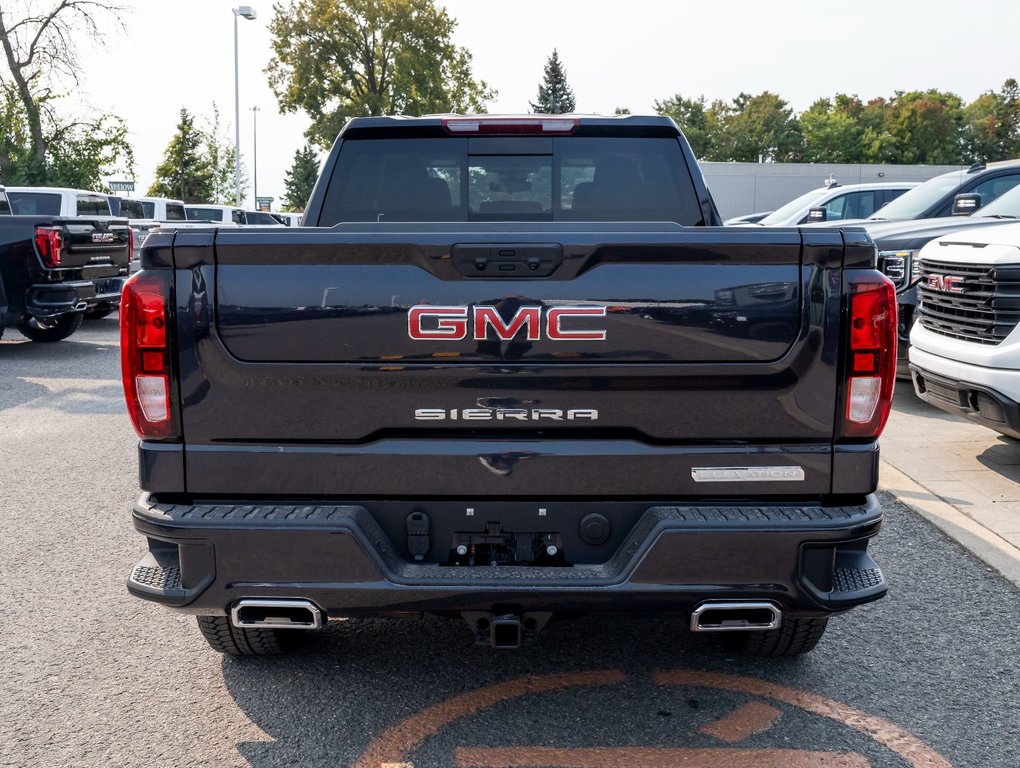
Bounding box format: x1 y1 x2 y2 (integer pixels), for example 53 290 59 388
319 137 703 226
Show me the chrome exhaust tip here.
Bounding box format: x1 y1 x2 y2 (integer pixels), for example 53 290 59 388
230 599 324 630
690 601 782 633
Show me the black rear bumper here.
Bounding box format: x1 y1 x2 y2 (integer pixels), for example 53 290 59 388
25 276 125 317
128 493 887 619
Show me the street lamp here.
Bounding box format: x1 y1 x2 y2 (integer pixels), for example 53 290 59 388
232 6 257 207
250 106 260 208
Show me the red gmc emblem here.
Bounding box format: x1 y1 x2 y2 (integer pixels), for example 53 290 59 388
926 274 965 293
408 305 607 341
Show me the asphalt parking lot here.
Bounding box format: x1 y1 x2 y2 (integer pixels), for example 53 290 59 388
2 318 1019 768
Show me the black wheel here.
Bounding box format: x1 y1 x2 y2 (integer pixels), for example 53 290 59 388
729 617 829 657
196 615 301 656
16 312 84 342
84 305 115 320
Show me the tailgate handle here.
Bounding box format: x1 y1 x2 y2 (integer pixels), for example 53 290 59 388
453 243 562 278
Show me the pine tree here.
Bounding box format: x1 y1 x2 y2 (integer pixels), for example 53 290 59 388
148 108 214 203
204 103 247 205
530 49 576 114
282 144 321 211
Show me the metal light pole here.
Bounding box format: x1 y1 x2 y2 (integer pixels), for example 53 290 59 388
232 6 257 207
251 106 260 208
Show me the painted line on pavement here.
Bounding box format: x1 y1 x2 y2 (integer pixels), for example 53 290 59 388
698 701 782 743
654 670 952 768
357 668 951 767
454 746 870 767
354 671 627 768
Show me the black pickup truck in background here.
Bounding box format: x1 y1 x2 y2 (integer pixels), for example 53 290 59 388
0 186 131 342
123 115 896 658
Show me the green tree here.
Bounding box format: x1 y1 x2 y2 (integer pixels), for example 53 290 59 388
282 144 320 211
44 115 134 190
963 79 1020 162
0 1 133 187
266 0 495 149
0 86 31 182
203 103 247 204
855 97 897 163
148 108 214 203
800 96 865 163
716 91 803 162
530 49 575 114
655 94 712 158
0 85 132 188
881 90 965 164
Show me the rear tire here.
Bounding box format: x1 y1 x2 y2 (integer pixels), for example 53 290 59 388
16 312 84 342
196 615 300 656
729 617 829 657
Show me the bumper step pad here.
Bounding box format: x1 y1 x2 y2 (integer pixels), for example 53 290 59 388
128 550 185 601
833 566 884 594
803 550 886 607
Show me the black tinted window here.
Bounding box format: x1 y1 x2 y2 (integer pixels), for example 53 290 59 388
187 207 220 221
969 174 1020 208
8 192 61 215
320 136 702 226
165 203 186 221
77 195 111 216
140 201 156 218
820 190 876 221
245 211 280 225
0 191 11 215
120 200 146 219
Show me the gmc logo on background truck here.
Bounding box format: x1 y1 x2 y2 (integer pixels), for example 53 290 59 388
926 274 965 293
408 305 608 341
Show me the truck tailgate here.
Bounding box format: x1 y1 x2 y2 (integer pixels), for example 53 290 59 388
167 224 848 496
61 217 131 269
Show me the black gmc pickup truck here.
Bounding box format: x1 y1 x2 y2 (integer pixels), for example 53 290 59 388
0 187 131 342
123 115 895 657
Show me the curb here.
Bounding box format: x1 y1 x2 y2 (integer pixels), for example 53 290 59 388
879 460 1020 589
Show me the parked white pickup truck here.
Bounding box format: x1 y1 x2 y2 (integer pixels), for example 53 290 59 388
184 204 284 225
910 222 1020 438
135 196 188 222
5 186 115 217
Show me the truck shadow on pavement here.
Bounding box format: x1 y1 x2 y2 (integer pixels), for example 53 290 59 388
976 440 1020 481
0 337 120 377
220 614 829 766
1 326 125 413
213 501 1020 768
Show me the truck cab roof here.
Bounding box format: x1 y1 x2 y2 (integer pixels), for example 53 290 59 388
136 196 186 205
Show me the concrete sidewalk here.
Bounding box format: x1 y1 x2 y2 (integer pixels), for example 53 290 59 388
880 385 1020 587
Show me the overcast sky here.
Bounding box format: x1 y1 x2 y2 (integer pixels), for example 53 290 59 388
63 0 1020 208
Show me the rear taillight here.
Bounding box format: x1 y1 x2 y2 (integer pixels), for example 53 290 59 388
35 227 63 268
841 274 897 439
120 272 174 439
